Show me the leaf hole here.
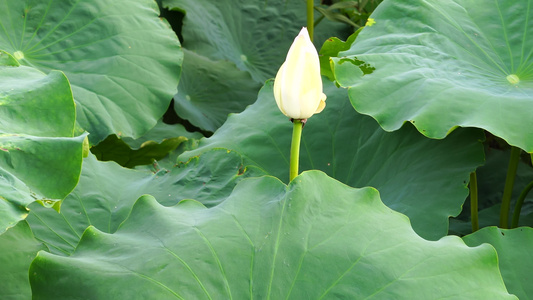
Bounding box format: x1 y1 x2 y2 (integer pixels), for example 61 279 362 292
338 57 375 75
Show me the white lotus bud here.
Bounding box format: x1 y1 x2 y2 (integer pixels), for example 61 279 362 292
274 27 326 120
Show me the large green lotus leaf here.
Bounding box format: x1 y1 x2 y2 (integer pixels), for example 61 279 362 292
173 49 262 132
0 221 47 300
333 0 533 151
26 150 265 255
0 0 182 143
0 62 84 233
30 172 515 299
179 81 484 240
464 227 533 299
163 0 350 83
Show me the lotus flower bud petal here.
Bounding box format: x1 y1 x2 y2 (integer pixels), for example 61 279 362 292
273 27 326 120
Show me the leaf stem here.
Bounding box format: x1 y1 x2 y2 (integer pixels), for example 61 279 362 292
469 172 479 232
511 154 533 228
511 180 533 228
499 146 521 228
289 120 304 181
307 0 314 42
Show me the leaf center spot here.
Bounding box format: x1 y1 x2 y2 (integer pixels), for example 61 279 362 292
506 74 520 85
240 54 247 62
13 51 24 60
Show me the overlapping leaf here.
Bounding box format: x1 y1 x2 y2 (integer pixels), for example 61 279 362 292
91 135 187 168
30 172 515 299
121 119 203 149
0 57 84 233
163 0 350 132
464 227 533 299
164 0 349 82
90 120 203 168
0 0 183 143
172 49 262 132
333 0 533 151
179 81 485 240
27 150 264 255
0 221 47 300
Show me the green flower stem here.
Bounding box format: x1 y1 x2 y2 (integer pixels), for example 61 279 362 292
511 180 533 228
289 119 304 181
499 146 521 228
307 0 314 42
511 153 533 228
470 172 479 232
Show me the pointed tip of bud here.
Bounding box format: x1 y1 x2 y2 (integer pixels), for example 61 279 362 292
297 27 311 42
